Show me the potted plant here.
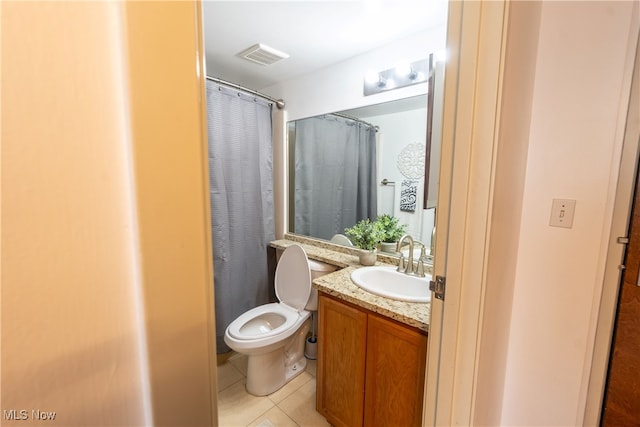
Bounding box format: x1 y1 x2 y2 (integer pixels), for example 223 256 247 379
344 218 384 266
376 214 407 254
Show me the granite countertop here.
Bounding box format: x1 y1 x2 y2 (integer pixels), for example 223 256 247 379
270 235 430 332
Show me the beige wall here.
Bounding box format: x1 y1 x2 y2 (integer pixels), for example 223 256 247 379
123 2 217 425
2 1 216 425
489 2 637 425
474 2 542 425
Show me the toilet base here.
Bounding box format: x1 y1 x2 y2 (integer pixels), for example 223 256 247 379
246 351 308 396
246 348 286 396
245 319 310 396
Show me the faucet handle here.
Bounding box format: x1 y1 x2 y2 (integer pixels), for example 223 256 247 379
418 244 427 261
414 241 429 259
397 253 406 272
416 258 425 277
414 242 433 264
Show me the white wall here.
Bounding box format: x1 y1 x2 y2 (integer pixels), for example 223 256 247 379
499 2 637 425
265 25 447 121
366 107 431 242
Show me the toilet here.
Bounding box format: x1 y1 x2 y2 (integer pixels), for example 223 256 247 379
223 244 336 396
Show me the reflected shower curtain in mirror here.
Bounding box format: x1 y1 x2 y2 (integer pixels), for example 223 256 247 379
206 81 275 353
294 115 377 240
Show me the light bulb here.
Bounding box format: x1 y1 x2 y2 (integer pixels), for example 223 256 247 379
365 70 381 85
395 62 413 77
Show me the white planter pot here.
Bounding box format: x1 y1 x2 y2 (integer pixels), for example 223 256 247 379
379 242 398 254
359 249 377 266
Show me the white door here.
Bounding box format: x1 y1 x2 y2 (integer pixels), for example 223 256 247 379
423 1 511 424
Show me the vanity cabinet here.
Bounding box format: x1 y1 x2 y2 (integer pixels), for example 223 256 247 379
316 294 428 427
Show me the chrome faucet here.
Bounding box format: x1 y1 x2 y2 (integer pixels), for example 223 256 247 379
412 240 428 277
396 234 415 275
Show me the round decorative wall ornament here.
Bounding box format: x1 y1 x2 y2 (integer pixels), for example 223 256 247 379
397 143 426 179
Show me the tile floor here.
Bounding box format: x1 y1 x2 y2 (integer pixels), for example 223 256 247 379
217 353 332 427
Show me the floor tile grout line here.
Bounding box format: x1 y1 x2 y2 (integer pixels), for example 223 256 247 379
244 405 301 427
273 400 303 427
218 357 325 427
216 356 248 393
243 402 278 427
267 373 313 405
217 376 245 394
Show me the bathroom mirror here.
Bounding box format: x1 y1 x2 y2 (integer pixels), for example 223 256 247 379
287 58 445 257
202 1 448 259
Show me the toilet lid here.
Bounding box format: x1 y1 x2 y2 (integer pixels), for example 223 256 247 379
275 245 311 312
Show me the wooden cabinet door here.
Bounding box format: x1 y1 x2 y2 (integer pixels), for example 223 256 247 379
364 313 428 427
317 295 368 427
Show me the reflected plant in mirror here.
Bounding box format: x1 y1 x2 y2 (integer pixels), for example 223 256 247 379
344 219 384 251
344 218 384 266
376 214 407 254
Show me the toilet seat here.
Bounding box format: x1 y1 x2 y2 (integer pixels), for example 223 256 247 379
274 244 312 312
226 303 310 351
224 245 313 350
227 303 301 341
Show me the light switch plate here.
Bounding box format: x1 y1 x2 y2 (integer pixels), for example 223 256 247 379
550 199 576 228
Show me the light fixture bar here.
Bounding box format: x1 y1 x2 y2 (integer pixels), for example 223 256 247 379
363 58 429 96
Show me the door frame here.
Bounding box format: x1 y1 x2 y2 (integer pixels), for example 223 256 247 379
584 17 640 425
425 2 640 425
423 1 510 424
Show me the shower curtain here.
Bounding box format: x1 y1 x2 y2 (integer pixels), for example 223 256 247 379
293 115 377 240
206 81 275 353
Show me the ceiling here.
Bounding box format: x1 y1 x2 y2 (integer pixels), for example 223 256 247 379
202 1 449 91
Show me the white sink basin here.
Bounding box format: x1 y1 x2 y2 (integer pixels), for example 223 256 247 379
350 266 431 303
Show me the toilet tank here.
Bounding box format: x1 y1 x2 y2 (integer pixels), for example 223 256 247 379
306 258 337 311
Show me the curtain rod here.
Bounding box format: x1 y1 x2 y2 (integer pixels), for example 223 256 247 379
330 112 379 131
206 75 285 110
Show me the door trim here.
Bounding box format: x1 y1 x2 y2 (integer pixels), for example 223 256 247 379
423 1 509 424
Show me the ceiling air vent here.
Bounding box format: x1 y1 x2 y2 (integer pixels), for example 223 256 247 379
237 43 289 66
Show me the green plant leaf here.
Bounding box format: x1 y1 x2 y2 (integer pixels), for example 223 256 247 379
344 218 384 250
374 214 407 243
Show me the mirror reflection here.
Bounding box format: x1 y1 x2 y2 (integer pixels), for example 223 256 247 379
203 1 449 260
288 58 444 258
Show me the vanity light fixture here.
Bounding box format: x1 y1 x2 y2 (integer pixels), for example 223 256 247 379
395 62 417 80
365 70 387 87
363 58 429 96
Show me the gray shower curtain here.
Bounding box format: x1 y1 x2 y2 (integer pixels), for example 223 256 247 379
206 81 275 353
293 115 377 240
